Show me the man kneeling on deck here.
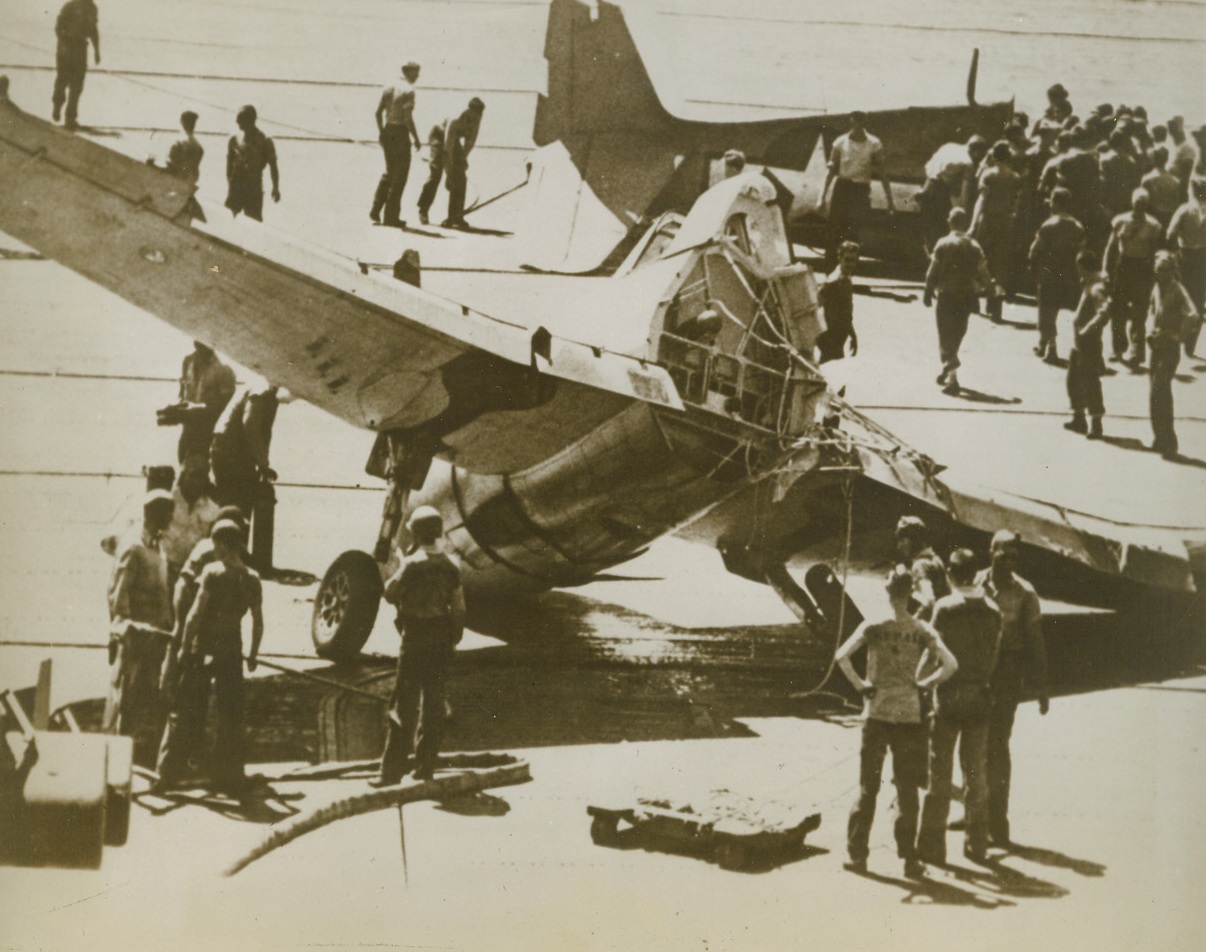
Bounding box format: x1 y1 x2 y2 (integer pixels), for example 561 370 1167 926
373 506 466 786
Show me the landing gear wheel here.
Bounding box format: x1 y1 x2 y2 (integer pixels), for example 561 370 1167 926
312 550 383 660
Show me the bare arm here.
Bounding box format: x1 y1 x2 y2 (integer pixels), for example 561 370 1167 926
181 584 210 658
407 109 421 150
375 88 389 135
916 632 958 690
873 143 895 211
247 601 264 671
834 626 871 695
924 247 942 303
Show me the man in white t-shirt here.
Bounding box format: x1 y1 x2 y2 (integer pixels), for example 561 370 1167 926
821 111 895 271
836 567 958 878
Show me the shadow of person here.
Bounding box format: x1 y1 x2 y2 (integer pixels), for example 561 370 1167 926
136 777 303 824
1006 841 1106 877
73 125 123 138
435 791 511 817
855 868 1014 909
990 316 1037 330
949 387 1023 405
1101 435 1152 454
1162 452 1206 469
944 855 1069 899
261 567 319 586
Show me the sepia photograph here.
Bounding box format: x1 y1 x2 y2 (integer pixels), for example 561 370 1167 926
1 0 1203 949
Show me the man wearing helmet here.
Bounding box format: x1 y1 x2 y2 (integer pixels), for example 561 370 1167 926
154 518 263 793
374 505 466 785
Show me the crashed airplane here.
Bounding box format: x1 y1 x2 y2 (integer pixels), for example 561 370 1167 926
519 0 1014 273
0 71 1199 661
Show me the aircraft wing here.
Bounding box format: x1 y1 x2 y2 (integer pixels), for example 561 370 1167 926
0 93 682 474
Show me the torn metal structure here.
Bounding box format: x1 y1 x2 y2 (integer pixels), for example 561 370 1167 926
0 87 1199 666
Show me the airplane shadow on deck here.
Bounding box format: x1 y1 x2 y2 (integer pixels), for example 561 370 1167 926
58 589 1204 767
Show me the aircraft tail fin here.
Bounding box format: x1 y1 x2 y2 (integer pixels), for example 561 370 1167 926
534 0 675 145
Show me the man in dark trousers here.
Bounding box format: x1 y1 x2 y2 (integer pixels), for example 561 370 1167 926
917 549 1001 865
163 341 236 467
1168 179 1206 357
374 506 466 786
924 207 995 395
821 111 895 270
370 61 422 227
155 519 263 793
416 121 446 226
1064 249 1111 439
52 0 99 131
225 105 280 222
971 140 1022 320
1147 251 1199 459
159 505 246 705
442 97 485 229
1104 187 1163 367
1028 187 1085 363
209 385 280 518
977 530 1048 848
815 240 860 362
836 567 958 878
104 489 175 767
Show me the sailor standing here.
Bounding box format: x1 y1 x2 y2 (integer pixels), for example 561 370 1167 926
51 0 99 131
104 489 175 766
370 61 422 227
155 519 263 792
821 111 895 271
374 507 466 786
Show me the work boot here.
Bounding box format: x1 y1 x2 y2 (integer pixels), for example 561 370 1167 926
418 210 430 225
52 102 61 122
1043 344 1061 365
903 858 927 879
370 207 382 224
1087 415 1103 440
843 857 867 875
1063 414 1087 434
942 373 960 395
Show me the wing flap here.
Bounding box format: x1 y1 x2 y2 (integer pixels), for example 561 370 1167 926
0 96 682 459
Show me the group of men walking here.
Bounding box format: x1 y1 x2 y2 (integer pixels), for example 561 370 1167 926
830 85 1203 460
837 519 1049 878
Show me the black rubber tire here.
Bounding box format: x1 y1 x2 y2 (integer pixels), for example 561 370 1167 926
311 550 384 660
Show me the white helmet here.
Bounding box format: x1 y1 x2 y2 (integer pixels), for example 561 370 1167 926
406 505 443 531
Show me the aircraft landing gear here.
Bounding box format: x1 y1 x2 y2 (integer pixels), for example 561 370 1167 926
311 434 430 660
311 550 383 660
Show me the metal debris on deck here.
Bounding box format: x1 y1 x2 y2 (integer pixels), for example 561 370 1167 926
588 789 821 871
